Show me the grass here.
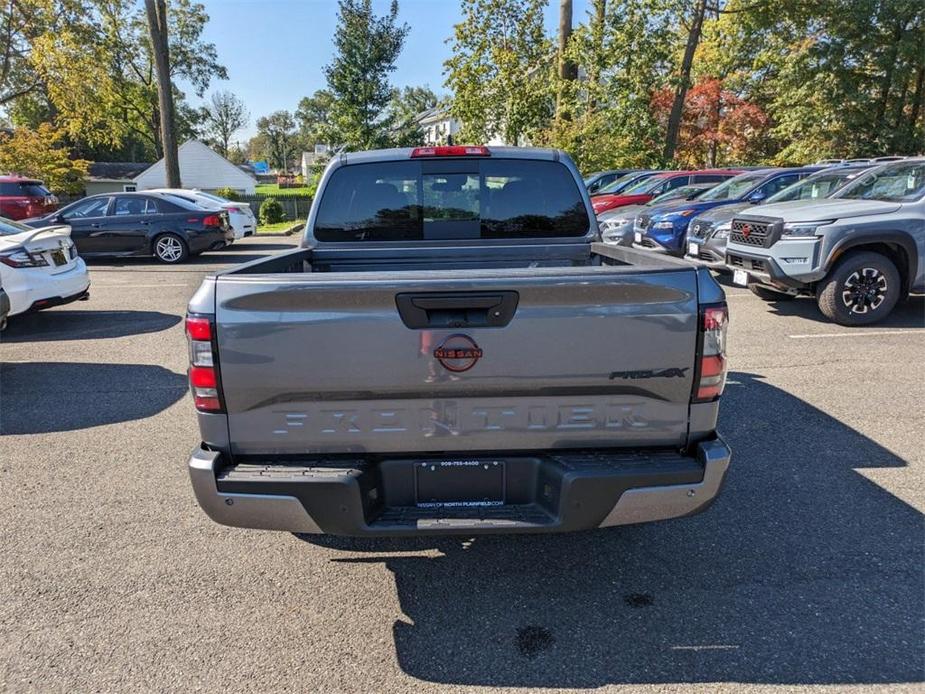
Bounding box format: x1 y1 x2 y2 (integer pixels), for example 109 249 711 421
255 183 314 196
256 221 301 234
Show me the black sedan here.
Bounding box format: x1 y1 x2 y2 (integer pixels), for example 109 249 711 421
24 192 234 264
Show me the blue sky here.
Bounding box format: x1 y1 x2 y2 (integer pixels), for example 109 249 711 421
189 0 590 140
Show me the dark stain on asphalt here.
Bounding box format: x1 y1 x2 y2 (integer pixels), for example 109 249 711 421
624 592 654 608
516 625 554 659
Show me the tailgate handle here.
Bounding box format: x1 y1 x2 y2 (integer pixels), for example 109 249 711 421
396 291 519 329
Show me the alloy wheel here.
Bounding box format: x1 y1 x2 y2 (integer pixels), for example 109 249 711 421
841 267 888 314
155 236 184 263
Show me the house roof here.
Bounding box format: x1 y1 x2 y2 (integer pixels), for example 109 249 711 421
133 140 257 190
87 162 152 181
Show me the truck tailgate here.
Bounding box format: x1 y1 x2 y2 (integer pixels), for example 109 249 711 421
213 266 699 455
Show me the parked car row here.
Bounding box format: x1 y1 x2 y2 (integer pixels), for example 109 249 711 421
598 158 925 326
0 187 253 327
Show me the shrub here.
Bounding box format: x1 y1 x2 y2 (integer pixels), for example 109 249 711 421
213 186 240 201
259 197 286 225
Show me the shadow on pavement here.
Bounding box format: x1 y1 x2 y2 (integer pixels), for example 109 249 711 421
1 310 181 343
299 371 922 687
82 241 299 269
0 361 187 434
764 294 925 327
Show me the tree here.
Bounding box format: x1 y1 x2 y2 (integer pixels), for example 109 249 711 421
662 0 708 161
535 0 676 170
295 89 335 146
145 0 180 186
203 91 249 157
652 77 769 166
324 0 409 150
255 110 296 171
387 85 439 146
556 0 577 118
445 0 552 145
0 124 88 194
29 0 226 159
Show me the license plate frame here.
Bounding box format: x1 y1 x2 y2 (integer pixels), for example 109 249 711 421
415 459 505 508
50 250 68 266
733 269 749 286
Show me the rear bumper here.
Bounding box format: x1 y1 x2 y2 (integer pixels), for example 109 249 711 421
188 438 731 536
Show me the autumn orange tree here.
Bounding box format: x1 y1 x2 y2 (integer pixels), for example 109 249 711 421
652 77 769 168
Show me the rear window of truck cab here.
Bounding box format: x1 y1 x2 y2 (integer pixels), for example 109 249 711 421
313 159 590 241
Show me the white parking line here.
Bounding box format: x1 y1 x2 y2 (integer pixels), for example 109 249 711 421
670 645 740 651
788 329 925 339
93 283 190 288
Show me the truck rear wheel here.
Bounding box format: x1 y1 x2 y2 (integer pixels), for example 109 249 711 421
748 284 795 302
816 251 901 326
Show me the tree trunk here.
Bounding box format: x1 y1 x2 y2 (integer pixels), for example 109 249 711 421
874 21 904 132
587 0 606 110
145 0 180 187
663 0 707 162
556 0 576 119
909 64 925 140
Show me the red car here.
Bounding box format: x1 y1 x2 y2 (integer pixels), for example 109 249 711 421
591 169 742 214
0 175 59 221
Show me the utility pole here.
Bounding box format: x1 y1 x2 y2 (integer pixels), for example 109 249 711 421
145 0 181 187
556 0 577 119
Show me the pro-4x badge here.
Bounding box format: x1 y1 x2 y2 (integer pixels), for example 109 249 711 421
433 334 483 372
609 367 689 380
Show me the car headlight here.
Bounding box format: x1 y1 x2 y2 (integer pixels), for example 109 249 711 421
782 220 834 237
713 223 731 239
599 218 629 231
653 221 675 229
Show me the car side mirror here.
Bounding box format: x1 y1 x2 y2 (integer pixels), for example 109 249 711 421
748 191 766 204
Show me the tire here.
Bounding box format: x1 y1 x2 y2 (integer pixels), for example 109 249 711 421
748 283 796 302
816 250 901 326
152 233 189 264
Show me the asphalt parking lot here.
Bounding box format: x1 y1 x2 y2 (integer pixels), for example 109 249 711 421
1 236 923 693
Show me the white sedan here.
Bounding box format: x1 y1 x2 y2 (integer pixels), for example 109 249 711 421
148 188 256 239
0 217 90 318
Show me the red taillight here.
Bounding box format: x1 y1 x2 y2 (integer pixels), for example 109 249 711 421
185 315 212 340
202 214 222 227
410 145 490 158
186 314 223 413
694 304 728 402
189 365 216 388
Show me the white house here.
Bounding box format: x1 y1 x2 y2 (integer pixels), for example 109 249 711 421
133 139 256 194
416 106 462 146
301 144 332 179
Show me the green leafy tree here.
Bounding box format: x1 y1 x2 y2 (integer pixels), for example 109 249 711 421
324 0 409 150
387 85 439 146
29 0 226 159
445 0 552 145
0 124 89 194
295 89 336 147
255 111 297 171
536 0 675 171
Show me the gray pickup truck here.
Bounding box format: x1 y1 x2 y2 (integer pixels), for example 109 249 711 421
185 146 731 537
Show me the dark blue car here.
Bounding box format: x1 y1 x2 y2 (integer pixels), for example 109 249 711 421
633 167 823 256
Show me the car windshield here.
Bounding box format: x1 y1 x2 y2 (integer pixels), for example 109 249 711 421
648 185 705 205
597 173 648 195
622 175 674 195
836 161 925 202
698 172 768 201
0 181 51 196
0 217 32 236
768 169 865 202
314 158 589 242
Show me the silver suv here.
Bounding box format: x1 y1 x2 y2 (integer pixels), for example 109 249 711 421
725 159 925 325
